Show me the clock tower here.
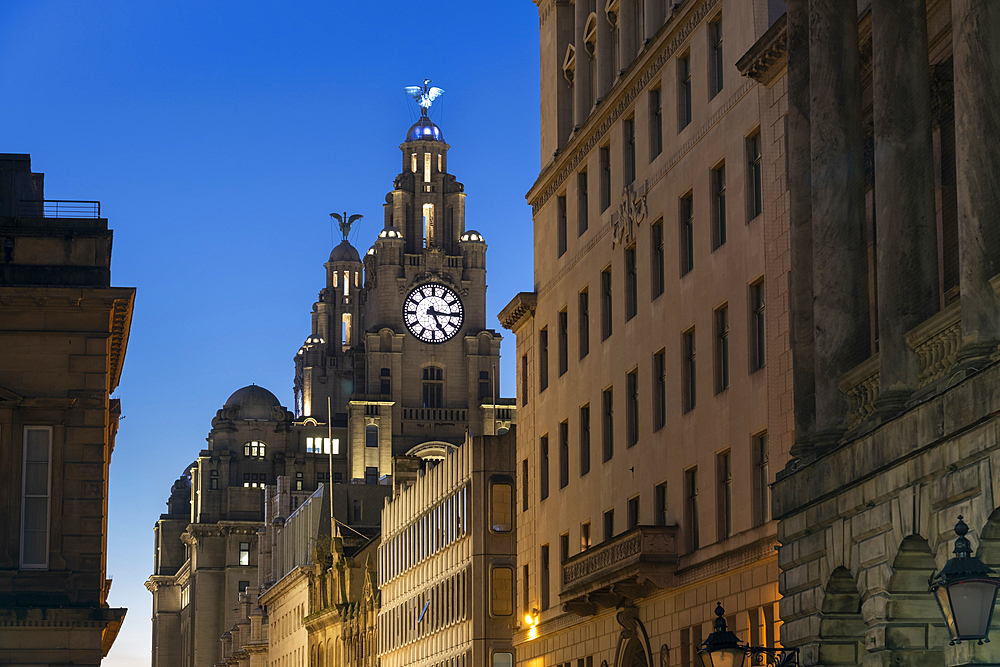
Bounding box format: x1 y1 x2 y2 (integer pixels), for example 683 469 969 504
294 112 512 483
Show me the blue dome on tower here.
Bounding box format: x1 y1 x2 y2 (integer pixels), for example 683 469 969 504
405 117 444 142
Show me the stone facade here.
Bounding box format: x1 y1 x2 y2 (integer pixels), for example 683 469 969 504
501 0 792 665
0 153 135 664
772 0 1000 665
376 431 517 667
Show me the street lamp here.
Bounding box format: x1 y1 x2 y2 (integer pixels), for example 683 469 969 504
931 515 1000 645
699 603 799 667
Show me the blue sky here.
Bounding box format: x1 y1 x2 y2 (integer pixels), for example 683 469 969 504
1 1 540 663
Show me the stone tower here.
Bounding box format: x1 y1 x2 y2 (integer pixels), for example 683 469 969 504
294 114 512 483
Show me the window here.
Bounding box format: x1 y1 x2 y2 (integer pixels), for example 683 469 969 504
480 370 492 401
244 441 266 458
210 469 219 490
581 522 592 551
626 369 639 447
239 580 250 593
747 131 763 220
602 387 614 462
678 54 692 130
628 496 640 530
578 170 589 235
522 564 530 613
715 305 729 393
539 328 549 391
424 152 432 183
540 545 550 610
653 350 666 430
494 653 515 667
650 88 663 160
380 367 391 395
521 355 529 405
579 289 590 359
491 480 514 532
603 508 615 541
353 499 363 522
295 471 303 491
750 280 766 371
580 404 591 476
655 482 668 525
557 194 568 257
491 567 514 616
422 366 443 407
423 204 435 247
601 268 613 340
625 246 637 321
680 194 694 275
366 424 379 448
600 146 611 212
365 466 378 485
560 532 569 564
540 435 550 501
21 426 51 569
685 467 699 551
753 432 770 526
239 541 250 566
651 218 665 299
709 18 724 98
555 420 569 489
718 451 732 540
558 310 569 376
624 117 636 186
711 163 726 249
521 459 529 512
682 329 696 412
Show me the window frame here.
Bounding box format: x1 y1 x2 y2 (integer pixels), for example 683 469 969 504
682 328 697 413
714 304 730 394
747 130 763 221
711 162 727 250
20 425 52 570
490 565 515 617
680 193 694 275
649 87 663 160
489 475 515 534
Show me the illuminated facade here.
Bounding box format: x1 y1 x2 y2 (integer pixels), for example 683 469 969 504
502 1 792 665
377 431 517 667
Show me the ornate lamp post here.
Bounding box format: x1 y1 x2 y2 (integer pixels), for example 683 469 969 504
930 516 1000 645
699 603 798 667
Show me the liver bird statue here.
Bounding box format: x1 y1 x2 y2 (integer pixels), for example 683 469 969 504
330 212 363 241
404 79 444 117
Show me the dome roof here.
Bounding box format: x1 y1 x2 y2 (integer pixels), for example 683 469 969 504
378 226 403 239
224 384 282 420
405 117 444 142
329 239 361 263
460 230 484 242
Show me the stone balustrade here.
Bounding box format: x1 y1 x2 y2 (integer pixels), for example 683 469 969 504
838 354 879 430
904 301 962 389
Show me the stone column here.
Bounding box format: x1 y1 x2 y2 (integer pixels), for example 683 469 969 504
787 0 816 456
597 5 614 100
871 0 939 412
808 0 869 444
953 0 1000 358
574 0 593 128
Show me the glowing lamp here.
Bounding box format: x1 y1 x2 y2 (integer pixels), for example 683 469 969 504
698 604 746 667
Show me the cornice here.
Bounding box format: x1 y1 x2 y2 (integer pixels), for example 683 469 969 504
109 290 135 392
498 292 538 331
526 0 722 214
736 13 787 84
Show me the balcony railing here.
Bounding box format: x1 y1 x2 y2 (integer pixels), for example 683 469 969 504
560 525 678 616
19 199 101 218
402 407 466 422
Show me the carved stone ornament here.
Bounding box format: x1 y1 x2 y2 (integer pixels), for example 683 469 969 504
617 605 639 639
660 645 669 667
612 183 647 248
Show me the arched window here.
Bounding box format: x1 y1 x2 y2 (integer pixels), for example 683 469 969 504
244 441 266 458
423 203 435 247
342 313 352 347
366 424 378 448
490 477 514 533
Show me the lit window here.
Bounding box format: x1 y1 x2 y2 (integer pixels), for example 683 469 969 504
438 153 442 172
244 441 266 458
21 426 51 569
581 522 591 551
239 541 250 566
423 203 435 247
490 567 514 616
296 471 303 491
424 153 432 183
491 480 513 532
343 270 349 296
342 313 352 347
411 152 417 172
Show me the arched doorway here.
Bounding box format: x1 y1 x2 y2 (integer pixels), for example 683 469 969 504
619 637 649 667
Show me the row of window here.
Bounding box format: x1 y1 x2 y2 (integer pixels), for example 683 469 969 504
529 431 769 556
379 486 469 584
557 129 763 266
379 568 469 654
678 604 779 667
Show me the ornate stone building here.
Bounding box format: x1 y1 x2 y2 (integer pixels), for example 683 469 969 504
502 0 793 665
0 154 135 664
150 105 515 667
772 0 1000 665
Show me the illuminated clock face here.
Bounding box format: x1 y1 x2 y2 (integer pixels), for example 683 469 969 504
403 283 464 343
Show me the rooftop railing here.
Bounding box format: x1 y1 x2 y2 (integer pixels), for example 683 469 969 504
18 199 101 218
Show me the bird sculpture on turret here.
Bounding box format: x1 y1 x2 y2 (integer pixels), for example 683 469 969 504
404 79 445 117
330 212 363 241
